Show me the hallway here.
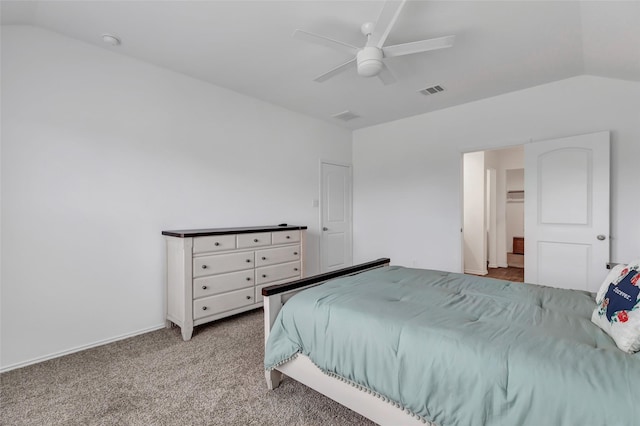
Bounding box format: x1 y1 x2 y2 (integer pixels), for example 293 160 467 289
471 267 524 283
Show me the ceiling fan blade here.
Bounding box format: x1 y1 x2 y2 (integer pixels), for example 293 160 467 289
376 63 397 85
313 58 357 83
293 29 359 56
382 35 456 58
367 0 407 48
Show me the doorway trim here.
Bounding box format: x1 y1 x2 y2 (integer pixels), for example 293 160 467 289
487 168 498 268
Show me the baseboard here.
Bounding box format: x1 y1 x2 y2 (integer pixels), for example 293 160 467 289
0 323 166 373
497 262 508 268
488 263 498 269
464 268 488 275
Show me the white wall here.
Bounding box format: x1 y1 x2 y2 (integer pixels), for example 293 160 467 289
498 146 525 172
353 75 640 272
0 26 351 370
483 149 501 268
506 168 525 192
463 152 486 275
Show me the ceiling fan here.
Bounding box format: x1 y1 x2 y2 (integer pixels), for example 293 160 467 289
293 0 455 85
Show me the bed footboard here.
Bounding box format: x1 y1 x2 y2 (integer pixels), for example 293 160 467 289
262 258 391 389
262 258 390 344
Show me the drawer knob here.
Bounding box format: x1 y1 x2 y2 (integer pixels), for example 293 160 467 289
286 236 290 239
294 268 298 271
202 306 208 311
246 259 251 263
254 238 259 243
246 277 251 281
202 285 208 290
262 256 266 260
294 252 298 255
201 265 208 269
214 242 220 246
246 295 252 300
262 274 267 278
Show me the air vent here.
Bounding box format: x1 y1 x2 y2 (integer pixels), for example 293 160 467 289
419 85 445 96
332 110 361 122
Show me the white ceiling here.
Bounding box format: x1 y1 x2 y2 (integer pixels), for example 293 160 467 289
2 1 639 129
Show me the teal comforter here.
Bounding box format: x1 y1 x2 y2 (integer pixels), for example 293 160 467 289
265 266 640 426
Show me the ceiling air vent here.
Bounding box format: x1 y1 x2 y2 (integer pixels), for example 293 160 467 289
419 85 445 96
332 110 361 122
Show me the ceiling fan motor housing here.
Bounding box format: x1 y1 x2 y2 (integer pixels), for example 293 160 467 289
357 47 383 77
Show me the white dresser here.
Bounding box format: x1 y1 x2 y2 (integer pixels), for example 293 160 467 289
162 225 307 340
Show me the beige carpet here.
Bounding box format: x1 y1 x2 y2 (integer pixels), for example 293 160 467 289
0 309 373 426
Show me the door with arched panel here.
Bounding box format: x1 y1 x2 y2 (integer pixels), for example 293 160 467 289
524 131 610 291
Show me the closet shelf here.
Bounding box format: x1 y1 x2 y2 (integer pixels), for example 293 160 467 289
507 190 524 202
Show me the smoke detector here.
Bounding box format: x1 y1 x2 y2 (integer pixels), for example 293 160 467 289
101 34 121 46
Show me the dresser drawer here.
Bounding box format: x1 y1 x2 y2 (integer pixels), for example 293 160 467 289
193 270 254 299
193 235 236 254
193 287 255 319
272 230 300 245
237 232 271 248
256 261 301 285
255 245 301 267
193 252 254 277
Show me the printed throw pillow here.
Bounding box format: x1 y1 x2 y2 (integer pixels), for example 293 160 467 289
592 260 640 353
595 264 627 304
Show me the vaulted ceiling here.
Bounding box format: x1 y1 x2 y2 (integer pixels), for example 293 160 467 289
2 1 639 129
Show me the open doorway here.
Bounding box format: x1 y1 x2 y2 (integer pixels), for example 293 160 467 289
462 146 524 282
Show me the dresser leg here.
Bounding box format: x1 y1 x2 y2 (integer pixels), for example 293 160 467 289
181 326 193 341
165 320 173 329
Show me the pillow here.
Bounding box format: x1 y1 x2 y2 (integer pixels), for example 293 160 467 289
592 259 640 353
595 264 627 304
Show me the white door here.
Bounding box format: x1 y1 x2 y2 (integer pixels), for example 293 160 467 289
524 131 610 291
320 162 353 272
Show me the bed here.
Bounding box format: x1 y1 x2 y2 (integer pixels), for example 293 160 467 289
262 259 640 426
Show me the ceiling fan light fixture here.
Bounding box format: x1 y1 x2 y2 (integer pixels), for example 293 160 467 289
356 47 383 77
294 0 455 84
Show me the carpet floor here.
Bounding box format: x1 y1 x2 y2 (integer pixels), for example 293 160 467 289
1 309 373 426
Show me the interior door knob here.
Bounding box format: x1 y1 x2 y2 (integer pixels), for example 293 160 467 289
597 234 606 241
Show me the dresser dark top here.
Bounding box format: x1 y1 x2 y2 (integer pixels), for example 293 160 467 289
162 225 307 238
